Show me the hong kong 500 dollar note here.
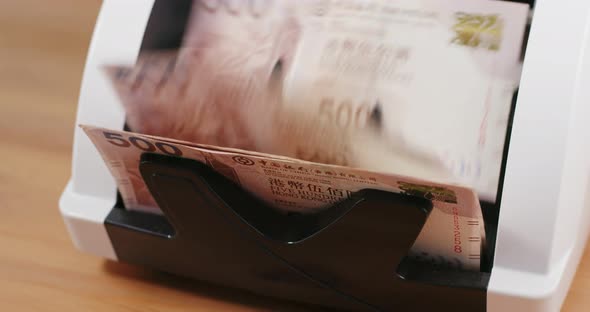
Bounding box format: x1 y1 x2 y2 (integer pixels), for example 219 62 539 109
82 125 485 271
105 0 529 204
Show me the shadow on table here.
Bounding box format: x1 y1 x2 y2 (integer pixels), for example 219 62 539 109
101 260 339 311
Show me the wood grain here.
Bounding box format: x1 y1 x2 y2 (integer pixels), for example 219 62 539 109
0 1 588 311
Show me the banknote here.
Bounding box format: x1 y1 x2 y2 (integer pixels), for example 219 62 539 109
277 0 529 202
82 124 484 271
104 0 529 204
106 49 457 184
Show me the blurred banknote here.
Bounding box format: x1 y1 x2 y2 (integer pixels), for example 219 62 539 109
105 0 529 203
82 124 484 271
85 0 532 272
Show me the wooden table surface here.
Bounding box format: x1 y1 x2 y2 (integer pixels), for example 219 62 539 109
1 1 589 311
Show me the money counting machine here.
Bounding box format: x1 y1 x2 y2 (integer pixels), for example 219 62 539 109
59 0 590 311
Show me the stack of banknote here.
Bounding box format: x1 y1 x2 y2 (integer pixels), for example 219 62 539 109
83 0 531 271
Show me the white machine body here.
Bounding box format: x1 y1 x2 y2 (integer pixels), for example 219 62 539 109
59 1 590 311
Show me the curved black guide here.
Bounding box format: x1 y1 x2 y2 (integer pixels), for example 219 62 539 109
105 153 489 311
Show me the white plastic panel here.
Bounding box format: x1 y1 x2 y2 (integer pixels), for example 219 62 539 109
551 2 590 272
489 0 590 310
72 0 154 199
493 0 588 275
60 0 154 259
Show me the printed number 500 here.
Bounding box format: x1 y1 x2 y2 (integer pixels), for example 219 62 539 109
319 98 373 129
103 132 183 156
